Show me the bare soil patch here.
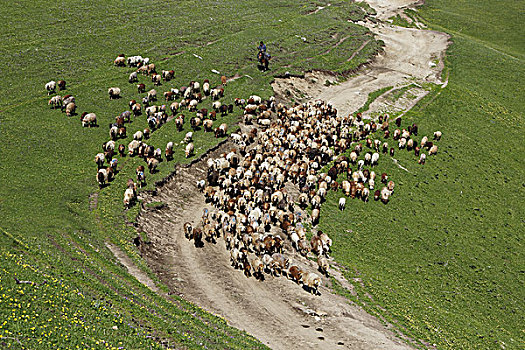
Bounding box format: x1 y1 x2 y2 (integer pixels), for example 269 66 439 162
272 0 449 119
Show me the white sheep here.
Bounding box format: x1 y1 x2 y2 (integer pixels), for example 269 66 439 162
418 153 426 164
128 140 141 155
338 197 346 211
211 88 220 100
301 272 321 294
429 145 438 156
146 105 157 116
133 130 143 140
192 81 200 92
170 102 179 114
362 188 370 202
249 95 262 104
184 131 193 143
364 152 371 164
317 256 329 275
371 152 379 166
108 87 121 99
97 168 108 188
185 142 194 158
212 101 222 111
182 87 192 100
188 99 198 111
433 131 442 140
123 188 136 208
421 136 428 148
81 113 97 127
151 74 161 85
114 56 126 66
147 157 159 173
63 96 75 107
259 119 271 126
104 140 115 151
65 102 76 117
45 81 56 95
350 151 358 164
312 208 320 225
147 89 157 101
94 153 105 168
109 126 118 140
48 95 62 108
380 186 391 203
129 71 138 83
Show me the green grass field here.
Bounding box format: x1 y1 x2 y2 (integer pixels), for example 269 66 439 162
320 1 524 349
0 0 379 348
1 0 523 349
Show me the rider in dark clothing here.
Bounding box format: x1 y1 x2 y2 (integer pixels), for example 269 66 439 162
257 41 271 61
257 41 271 70
258 41 266 53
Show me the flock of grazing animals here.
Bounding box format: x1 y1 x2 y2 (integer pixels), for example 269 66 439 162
91 54 235 207
180 98 443 293
46 80 79 119
46 80 101 127
44 55 204 202
46 53 442 295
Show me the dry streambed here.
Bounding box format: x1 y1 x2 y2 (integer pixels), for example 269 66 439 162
115 1 449 349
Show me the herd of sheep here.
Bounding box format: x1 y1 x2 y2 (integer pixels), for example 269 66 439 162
45 54 237 208
108 55 235 206
46 79 100 126
179 95 443 293
45 53 442 295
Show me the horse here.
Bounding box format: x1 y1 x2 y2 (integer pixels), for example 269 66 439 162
257 51 270 71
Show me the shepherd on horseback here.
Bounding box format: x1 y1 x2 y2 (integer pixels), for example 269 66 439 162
257 41 271 71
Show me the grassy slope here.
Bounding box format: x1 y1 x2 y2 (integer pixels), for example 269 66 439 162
321 0 524 349
0 0 380 348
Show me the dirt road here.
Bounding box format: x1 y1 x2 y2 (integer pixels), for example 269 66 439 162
136 139 410 350
128 1 449 349
272 0 450 119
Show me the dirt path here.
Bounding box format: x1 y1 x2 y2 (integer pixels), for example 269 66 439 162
105 243 161 294
136 138 410 350
131 1 450 349
272 0 450 119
